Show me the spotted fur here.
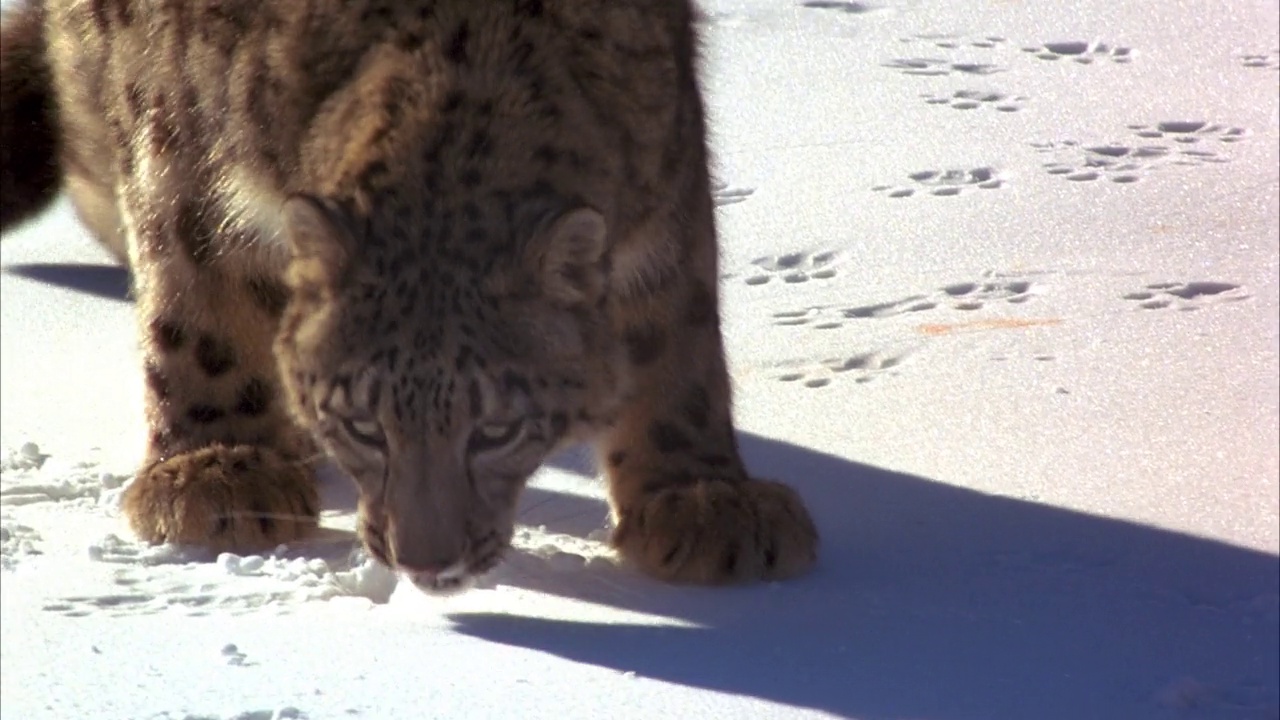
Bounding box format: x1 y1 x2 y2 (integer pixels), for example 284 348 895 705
0 0 817 589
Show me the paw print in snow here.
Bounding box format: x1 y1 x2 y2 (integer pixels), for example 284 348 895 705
1033 140 1169 183
1122 281 1249 311
1128 121 1250 145
922 89 1027 112
773 351 906 389
770 278 1036 329
1238 49 1279 71
1032 122 1246 185
1022 40 1133 64
744 251 841 286
883 58 1005 77
873 167 1004 198
800 0 879 13
899 33 1008 50
712 178 755 207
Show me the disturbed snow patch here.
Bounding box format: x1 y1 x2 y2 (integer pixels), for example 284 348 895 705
6 442 625 616
144 709 307 720
216 546 399 605
1 442 131 571
1 441 130 509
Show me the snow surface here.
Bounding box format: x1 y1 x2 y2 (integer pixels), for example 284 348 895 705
2 0 1278 718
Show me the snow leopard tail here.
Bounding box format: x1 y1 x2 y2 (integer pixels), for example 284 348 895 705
0 0 62 233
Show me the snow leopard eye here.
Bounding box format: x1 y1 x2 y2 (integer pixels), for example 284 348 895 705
342 416 385 448
468 420 526 453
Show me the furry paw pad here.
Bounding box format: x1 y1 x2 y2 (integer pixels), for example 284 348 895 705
122 444 319 552
612 477 818 584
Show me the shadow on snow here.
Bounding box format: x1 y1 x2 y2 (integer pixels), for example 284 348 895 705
453 434 1279 720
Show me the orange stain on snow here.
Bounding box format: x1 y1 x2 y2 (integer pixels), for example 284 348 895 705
916 317 1063 336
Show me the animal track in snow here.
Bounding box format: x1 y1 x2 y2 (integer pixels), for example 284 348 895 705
45 538 397 618
771 278 1036 329
885 34 1009 76
898 33 1009 50
1 517 43 569
1032 141 1166 183
145 708 309 720
799 0 880 13
1121 281 1249 311
921 89 1027 112
1127 121 1250 145
883 57 1005 77
1 443 130 572
773 350 906 389
743 250 842 286
1021 40 1134 64
712 178 755 207
872 167 1004 198
1237 49 1279 71
1033 122 1248 184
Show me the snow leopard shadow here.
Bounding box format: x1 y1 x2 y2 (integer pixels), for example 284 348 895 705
451 433 1280 720
5 262 132 302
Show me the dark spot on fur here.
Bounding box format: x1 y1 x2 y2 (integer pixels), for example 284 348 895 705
394 28 425 51
623 324 667 366
215 516 231 535
661 541 681 567
151 320 186 351
90 0 134 31
533 144 560 165
649 421 693 453
119 146 135 178
515 0 544 17
107 118 127 147
685 280 717 327
175 198 217 265
299 492 318 519
466 131 493 159
549 411 568 438
607 450 627 467
682 385 711 429
764 544 778 570
150 110 178 153
722 547 739 575
256 504 274 536
698 453 733 468
124 82 145 120
144 363 169 400
195 335 236 377
234 378 272 417
501 370 531 396
246 276 289 317
187 404 226 424
446 21 470 64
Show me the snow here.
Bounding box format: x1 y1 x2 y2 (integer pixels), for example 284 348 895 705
2 0 1277 718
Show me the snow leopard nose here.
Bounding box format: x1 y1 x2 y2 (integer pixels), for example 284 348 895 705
404 558 472 594
385 523 468 578
398 556 463 577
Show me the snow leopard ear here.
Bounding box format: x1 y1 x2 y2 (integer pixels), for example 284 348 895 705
282 194 357 293
526 206 608 306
